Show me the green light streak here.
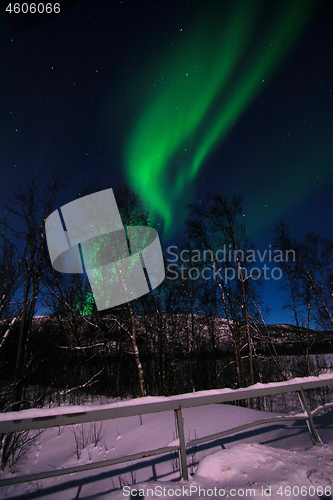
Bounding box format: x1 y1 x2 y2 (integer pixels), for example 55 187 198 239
124 0 318 237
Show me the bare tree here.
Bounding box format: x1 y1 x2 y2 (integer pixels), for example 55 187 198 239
274 220 333 331
0 227 22 355
3 175 66 409
186 193 263 391
0 228 21 321
43 184 154 397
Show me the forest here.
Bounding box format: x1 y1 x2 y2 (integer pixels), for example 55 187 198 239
0 176 333 413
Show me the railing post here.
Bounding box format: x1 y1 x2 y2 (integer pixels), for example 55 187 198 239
298 388 323 445
174 408 188 480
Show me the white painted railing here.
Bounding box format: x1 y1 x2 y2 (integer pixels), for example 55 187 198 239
1 373 333 487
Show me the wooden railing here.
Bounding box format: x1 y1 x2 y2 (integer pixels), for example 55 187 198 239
1 373 333 487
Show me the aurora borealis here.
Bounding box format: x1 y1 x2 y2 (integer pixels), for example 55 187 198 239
124 0 320 237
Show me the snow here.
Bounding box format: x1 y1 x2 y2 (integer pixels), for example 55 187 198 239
1 395 333 499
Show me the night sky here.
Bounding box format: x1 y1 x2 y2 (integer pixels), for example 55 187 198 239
0 0 332 323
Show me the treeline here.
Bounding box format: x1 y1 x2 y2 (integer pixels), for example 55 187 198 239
0 177 333 409
0 314 249 405
0 314 328 407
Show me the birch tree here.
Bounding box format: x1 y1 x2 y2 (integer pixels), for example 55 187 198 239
4 176 66 409
186 193 261 390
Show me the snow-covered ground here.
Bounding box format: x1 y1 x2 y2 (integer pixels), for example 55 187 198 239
0 398 333 499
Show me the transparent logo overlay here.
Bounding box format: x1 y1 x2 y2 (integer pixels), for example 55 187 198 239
45 188 165 310
165 245 295 282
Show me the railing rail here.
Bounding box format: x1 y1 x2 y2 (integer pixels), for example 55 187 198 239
1 373 333 487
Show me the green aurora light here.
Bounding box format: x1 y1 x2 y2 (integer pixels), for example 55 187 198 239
123 0 319 237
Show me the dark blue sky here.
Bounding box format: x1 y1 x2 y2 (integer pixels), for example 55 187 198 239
0 0 332 324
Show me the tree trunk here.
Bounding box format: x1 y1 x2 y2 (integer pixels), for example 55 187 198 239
128 301 146 397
